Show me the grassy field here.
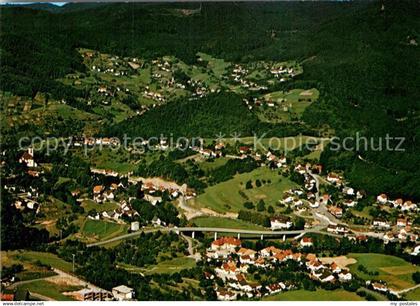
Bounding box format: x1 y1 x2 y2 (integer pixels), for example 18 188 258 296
263 289 364 301
78 147 136 174
198 157 231 172
80 199 119 214
191 216 265 230
191 167 297 213
348 253 420 291
2 251 73 273
258 88 319 123
17 280 81 301
119 256 196 275
404 287 420 301
81 219 128 241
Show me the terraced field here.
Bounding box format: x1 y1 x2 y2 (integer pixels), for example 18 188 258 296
81 219 128 241
348 253 420 291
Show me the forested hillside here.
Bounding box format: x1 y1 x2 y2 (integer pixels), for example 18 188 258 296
1 1 419 199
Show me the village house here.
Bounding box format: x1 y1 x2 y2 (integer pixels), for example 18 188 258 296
93 185 105 202
254 257 269 268
260 246 282 258
293 198 304 208
239 146 250 154
371 282 388 293
397 218 408 227
281 194 294 204
377 194 388 204
216 288 237 301
402 201 417 212
327 172 342 185
294 164 306 175
270 216 293 230
300 237 313 248
306 259 324 271
383 232 398 244
330 262 341 274
112 285 135 301
343 199 357 208
342 187 355 196
392 198 404 208
19 148 37 168
237 248 257 259
265 282 285 295
328 206 343 218
74 289 113 301
130 221 140 232
373 219 391 229
338 270 353 282
311 269 335 283
411 244 420 256
215 261 246 280
184 188 197 200
200 148 216 158
211 237 241 252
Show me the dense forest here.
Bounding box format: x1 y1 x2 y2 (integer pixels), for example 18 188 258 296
1 1 419 199
107 92 309 138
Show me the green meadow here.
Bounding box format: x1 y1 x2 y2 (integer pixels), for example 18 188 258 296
191 167 297 213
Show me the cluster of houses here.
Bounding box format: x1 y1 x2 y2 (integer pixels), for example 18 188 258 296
79 137 121 147
292 164 366 218
143 88 166 103
270 65 296 80
206 237 353 301
82 49 141 78
92 183 119 203
5 183 41 214
280 188 305 211
372 194 419 245
242 97 274 110
376 194 418 213
294 164 317 192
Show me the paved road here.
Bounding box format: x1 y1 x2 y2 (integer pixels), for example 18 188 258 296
29 291 55 301
308 170 344 225
87 226 343 247
7 275 57 289
395 283 420 295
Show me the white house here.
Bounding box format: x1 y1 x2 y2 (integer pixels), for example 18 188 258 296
338 271 353 282
270 216 293 230
376 194 388 204
410 245 420 256
300 237 313 248
343 199 357 208
112 285 134 301
373 219 391 229
130 221 140 232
